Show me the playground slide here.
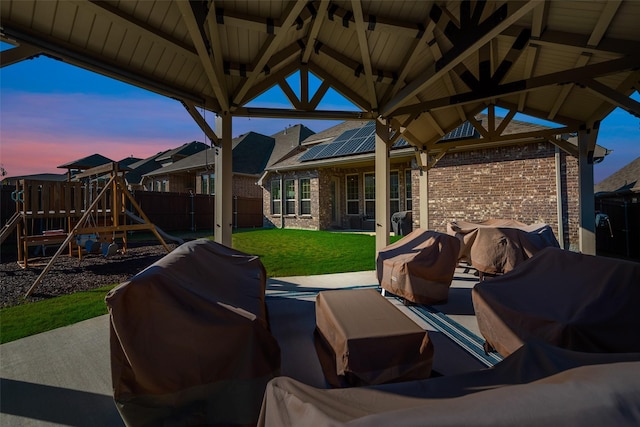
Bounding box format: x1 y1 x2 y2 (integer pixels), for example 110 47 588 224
124 210 184 245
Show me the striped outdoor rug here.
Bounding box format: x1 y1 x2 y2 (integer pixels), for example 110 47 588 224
266 284 503 367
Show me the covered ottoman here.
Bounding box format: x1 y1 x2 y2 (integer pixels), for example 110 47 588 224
377 229 461 304
473 246 640 357
315 289 433 387
106 239 281 426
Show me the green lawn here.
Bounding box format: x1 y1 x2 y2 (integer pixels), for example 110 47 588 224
1 229 400 343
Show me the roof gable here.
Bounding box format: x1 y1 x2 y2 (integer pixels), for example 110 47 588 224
57 153 114 170
595 157 640 194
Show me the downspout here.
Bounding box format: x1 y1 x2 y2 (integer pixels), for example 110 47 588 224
555 146 565 248
624 199 630 257
190 190 195 231
280 172 284 229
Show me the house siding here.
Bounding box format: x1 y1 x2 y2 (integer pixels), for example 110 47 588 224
263 141 580 248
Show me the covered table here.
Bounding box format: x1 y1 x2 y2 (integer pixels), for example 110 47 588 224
106 239 281 426
377 229 460 304
473 246 640 357
447 219 559 275
315 288 433 387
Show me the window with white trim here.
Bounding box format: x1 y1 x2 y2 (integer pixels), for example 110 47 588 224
390 171 400 214
299 178 311 215
364 173 375 219
346 174 359 215
201 173 215 195
271 180 281 215
284 179 296 215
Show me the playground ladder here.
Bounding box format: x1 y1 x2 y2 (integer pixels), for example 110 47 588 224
1 212 22 244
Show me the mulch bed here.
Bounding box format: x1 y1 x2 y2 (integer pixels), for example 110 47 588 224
0 240 178 308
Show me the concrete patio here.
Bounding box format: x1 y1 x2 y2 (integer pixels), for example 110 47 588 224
1 267 490 426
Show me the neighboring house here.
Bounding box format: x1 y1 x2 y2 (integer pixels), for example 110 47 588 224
261 116 610 250
142 132 275 197
137 141 209 191
57 153 114 180
2 173 67 186
594 156 640 260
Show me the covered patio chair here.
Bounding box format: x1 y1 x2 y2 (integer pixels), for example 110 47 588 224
106 239 281 426
377 229 460 304
473 246 640 357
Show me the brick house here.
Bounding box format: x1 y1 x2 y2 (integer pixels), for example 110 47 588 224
261 116 609 250
143 132 274 196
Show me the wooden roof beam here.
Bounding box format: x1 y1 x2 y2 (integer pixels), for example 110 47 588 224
231 1 308 109
579 77 640 118
351 0 377 110
308 61 371 111
177 0 229 111
213 2 316 34
0 43 41 67
381 1 538 117
392 56 640 117
181 101 220 146
302 0 329 63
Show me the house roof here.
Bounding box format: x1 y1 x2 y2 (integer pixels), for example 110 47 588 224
145 132 275 177
117 157 143 168
268 116 570 170
124 151 169 185
301 121 371 146
267 124 316 167
156 141 209 162
4 173 68 182
57 153 114 170
595 157 640 194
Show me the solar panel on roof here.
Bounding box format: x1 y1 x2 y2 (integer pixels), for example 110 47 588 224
316 141 346 158
440 121 477 141
352 122 375 139
334 138 366 157
392 137 409 148
355 138 375 153
299 144 328 161
333 128 360 143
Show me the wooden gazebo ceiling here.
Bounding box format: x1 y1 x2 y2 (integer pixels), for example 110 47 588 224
2 1 639 152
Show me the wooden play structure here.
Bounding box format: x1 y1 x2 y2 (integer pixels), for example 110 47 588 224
0 162 175 297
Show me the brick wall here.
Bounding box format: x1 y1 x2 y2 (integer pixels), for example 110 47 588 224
263 171 321 229
233 175 263 198
413 142 579 248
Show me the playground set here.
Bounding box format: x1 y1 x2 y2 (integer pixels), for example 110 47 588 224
1 162 175 297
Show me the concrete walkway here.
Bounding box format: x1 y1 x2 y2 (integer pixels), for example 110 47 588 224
0 269 483 426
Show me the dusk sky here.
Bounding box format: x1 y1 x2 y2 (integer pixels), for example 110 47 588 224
1 42 638 183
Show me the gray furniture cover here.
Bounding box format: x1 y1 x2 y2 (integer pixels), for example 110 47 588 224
106 239 281 426
258 341 640 426
473 246 640 357
447 219 559 275
377 229 460 304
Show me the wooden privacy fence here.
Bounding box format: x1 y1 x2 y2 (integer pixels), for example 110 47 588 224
2 184 264 238
130 192 263 231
